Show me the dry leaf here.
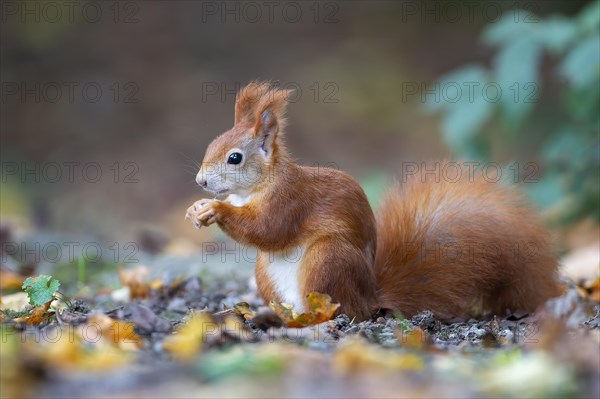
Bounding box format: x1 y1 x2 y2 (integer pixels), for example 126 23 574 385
0 269 27 290
14 301 51 325
233 302 255 321
270 292 339 328
334 337 424 373
163 312 215 362
23 327 132 371
149 278 163 290
395 327 428 349
0 326 27 398
77 343 132 370
118 265 151 298
585 277 600 302
86 313 143 350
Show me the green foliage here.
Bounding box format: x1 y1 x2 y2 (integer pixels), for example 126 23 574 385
427 2 600 225
1 308 31 319
77 256 86 285
394 312 412 334
195 346 284 381
22 275 61 306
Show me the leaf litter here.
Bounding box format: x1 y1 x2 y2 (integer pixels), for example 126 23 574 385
0 262 598 398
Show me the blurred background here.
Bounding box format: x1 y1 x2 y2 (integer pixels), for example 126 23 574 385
1 0 598 284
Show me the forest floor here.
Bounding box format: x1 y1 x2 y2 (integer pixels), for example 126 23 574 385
1 231 599 399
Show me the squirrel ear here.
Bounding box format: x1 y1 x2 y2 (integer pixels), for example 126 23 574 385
253 88 292 156
234 82 271 125
255 109 277 156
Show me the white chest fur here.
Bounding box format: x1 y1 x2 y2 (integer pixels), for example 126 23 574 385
265 246 306 312
226 194 253 207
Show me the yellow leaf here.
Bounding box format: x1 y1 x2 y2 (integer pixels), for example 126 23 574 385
86 313 142 350
270 292 339 328
334 338 424 373
118 265 151 299
395 327 427 349
270 300 294 320
77 344 132 370
586 277 600 302
148 278 163 290
23 327 132 372
0 269 27 290
163 312 214 362
0 326 27 398
233 302 255 320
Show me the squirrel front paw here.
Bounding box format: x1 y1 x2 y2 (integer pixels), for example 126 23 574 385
185 199 219 229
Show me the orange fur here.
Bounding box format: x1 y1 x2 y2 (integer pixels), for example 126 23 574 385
375 176 562 320
187 82 561 321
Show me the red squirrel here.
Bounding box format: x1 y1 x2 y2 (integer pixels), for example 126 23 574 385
185 81 561 321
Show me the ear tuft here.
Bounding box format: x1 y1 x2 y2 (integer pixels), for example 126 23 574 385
253 87 290 136
233 81 293 157
234 81 272 125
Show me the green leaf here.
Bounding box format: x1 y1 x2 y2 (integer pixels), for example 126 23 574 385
482 12 537 46
526 171 567 209
454 136 491 161
425 65 493 148
424 64 488 112
533 17 578 53
441 95 492 149
559 34 600 89
577 0 600 34
492 35 542 128
21 275 61 306
564 85 600 122
542 127 590 168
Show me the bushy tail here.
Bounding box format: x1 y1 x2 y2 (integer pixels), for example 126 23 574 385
374 169 562 320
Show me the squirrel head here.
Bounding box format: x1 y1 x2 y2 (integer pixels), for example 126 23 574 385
196 81 293 197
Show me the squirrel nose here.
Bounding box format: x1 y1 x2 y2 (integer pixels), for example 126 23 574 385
196 174 208 188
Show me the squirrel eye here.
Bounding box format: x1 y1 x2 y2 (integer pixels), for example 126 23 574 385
227 152 243 165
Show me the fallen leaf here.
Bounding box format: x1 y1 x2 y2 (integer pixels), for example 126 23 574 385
334 337 424 373
196 344 286 381
163 312 215 362
118 265 150 298
149 278 163 290
0 269 27 290
127 303 171 334
585 277 600 302
14 301 51 325
395 326 428 349
86 313 143 350
233 302 255 320
0 326 28 398
23 326 132 371
270 292 339 328
270 300 294 320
